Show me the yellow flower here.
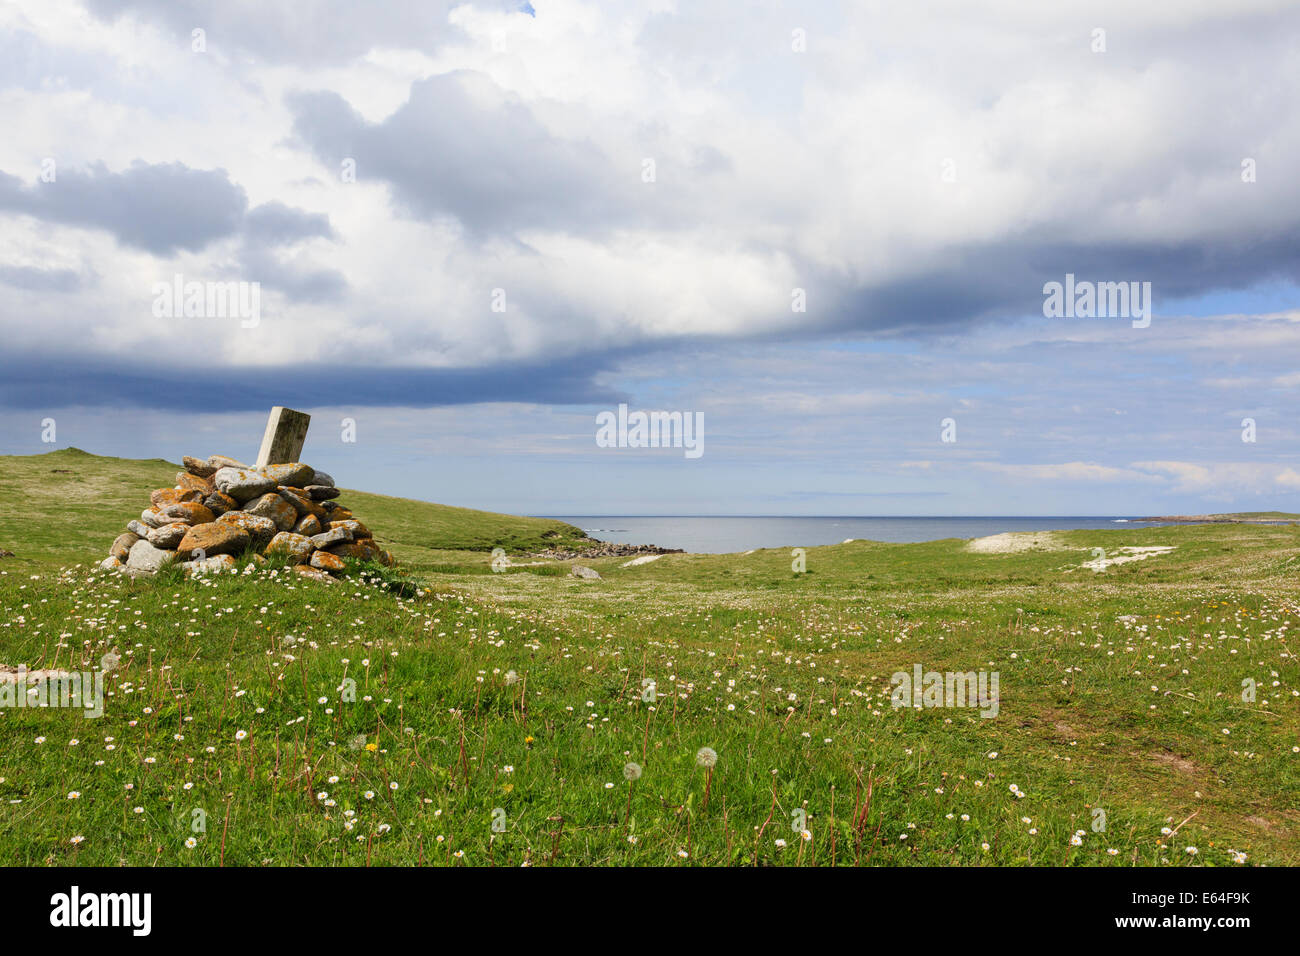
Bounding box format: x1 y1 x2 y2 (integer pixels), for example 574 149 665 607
365 743 378 752
524 736 535 746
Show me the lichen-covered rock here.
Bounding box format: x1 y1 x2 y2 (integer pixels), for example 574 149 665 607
183 455 218 478
180 553 237 575
147 522 189 549
305 485 341 500
571 565 601 580
309 550 346 573
140 508 166 528
260 462 314 488
245 492 298 531
176 522 250 560
207 455 248 471
100 555 122 570
126 539 173 573
293 564 336 584
158 501 216 526
216 511 277 547
150 486 202 510
266 531 314 562
177 471 215 495
213 467 277 503
127 519 152 538
110 532 139 561
203 491 238 516
294 513 323 537
328 538 382 562
328 519 371 539
310 527 352 550
322 504 355 522
276 487 313 516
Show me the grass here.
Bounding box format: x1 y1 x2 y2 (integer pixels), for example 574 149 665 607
0 449 1297 866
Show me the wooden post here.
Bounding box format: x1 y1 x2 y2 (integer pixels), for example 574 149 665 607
255 407 311 467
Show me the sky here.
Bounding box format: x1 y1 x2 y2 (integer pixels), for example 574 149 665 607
1 0 1298 516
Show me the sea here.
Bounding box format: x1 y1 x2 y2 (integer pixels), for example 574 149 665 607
541 516 1176 555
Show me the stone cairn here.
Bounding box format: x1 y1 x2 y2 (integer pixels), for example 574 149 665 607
100 408 393 582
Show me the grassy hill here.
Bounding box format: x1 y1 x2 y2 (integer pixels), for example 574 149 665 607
0 449 1297 867
0 448 592 569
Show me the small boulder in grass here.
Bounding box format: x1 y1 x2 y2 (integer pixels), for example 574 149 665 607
110 532 139 561
309 550 346 573
181 553 237 576
266 531 314 562
293 564 336 584
183 455 218 478
571 565 601 580
176 522 250 560
126 539 173 573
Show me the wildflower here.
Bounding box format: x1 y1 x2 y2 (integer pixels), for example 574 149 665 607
235 730 248 741
623 762 643 781
695 747 718 768
185 837 197 849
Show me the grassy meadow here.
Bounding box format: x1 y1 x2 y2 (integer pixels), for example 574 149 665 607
1 449 1297 866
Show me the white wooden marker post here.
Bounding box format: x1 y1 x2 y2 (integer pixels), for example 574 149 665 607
255 406 311 467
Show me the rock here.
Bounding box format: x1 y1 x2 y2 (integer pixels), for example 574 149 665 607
266 531 314 562
310 470 335 488
183 455 218 478
571 565 601 580
276 487 313 515
180 553 237 576
329 519 371 539
327 506 356 521
216 511 277 547
245 492 298 531
127 520 152 538
305 485 341 500
294 514 323 537
100 556 122 570
203 491 238 516
328 539 382 562
309 550 346 573
157 501 216 526
293 565 337 584
310 527 352 550
110 532 139 561
207 455 248 470
126 539 174 573
150 487 201 509
176 471 215 495
140 509 166 528
212 467 277 503
378 549 395 567
260 462 314 487
147 522 190 549
176 522 250 560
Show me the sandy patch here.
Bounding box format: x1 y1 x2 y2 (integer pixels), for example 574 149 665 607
1080 546 1174 571
621 554 664 568
965 531 1067 553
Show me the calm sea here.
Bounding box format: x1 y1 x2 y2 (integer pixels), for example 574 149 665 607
541 516 1175 554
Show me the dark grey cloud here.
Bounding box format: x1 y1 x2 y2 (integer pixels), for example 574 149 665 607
0 351 625 411
86 0 524 66
0 264 85 293
289 73 627 236
245 201 335 244
0 162 247 255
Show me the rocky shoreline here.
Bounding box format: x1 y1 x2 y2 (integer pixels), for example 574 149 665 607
532 540 683 560
1137 514 1299 524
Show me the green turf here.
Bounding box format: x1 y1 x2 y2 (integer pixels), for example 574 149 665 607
0 450 1296 866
